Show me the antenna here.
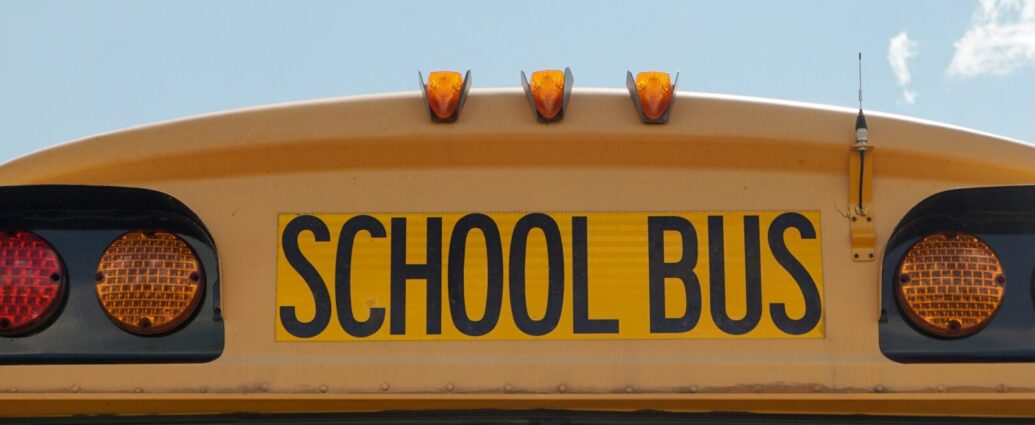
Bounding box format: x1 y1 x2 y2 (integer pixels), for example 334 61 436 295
858 52 863 109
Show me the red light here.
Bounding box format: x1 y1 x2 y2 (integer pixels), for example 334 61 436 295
0 231 65 336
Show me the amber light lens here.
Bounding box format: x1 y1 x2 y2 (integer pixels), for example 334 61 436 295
0 231 65 336
96 231 204 335
425 71 464 119
896 232 1005 338
635 71 674 121
530 70 565 119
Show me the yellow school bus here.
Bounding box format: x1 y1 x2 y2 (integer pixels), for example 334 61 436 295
2 70 1035 421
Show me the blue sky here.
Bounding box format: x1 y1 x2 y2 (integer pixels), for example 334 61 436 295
2 1 1034 161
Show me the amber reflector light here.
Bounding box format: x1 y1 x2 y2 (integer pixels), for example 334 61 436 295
635 71 674 121
529 70 565 119
425 71 464 119
896 232 1004 338
96 231 203 335
0 231 64 336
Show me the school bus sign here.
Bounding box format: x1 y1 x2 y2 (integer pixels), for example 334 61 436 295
275 211 823 341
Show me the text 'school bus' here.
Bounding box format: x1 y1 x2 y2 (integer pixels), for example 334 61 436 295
2 70 1035 422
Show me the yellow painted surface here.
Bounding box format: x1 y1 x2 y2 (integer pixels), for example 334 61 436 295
0 89 1035 416
275 211 824 341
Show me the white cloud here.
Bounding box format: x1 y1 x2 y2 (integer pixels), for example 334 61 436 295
888 31 919 104
949 0 1035 78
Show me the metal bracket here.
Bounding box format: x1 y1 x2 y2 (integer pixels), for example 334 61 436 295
849 141 875 262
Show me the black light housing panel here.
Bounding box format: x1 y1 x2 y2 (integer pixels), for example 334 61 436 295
0 185 223 364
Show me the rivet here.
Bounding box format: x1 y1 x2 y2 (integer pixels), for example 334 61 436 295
813 385 823 393
503 384 514 393
445 383 455 392
874 385 886 393
259 384 269 393
199 386 209 393
557 384 568 393
753 385 763 393
998 384 1007 393
319 385 329 393
133 387 143 393
624 386 634 394
71 385 81 393
380 383 390 392
688 385 699 393
936 385 947 393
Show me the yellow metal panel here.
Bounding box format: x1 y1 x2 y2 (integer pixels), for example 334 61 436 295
0 90 1034 416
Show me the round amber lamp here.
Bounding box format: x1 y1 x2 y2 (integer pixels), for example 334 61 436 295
96 231 204 335
896 232 1004 338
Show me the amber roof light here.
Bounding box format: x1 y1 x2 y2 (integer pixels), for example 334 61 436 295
419 70 471 122
521 67 573 122
626 71 678 124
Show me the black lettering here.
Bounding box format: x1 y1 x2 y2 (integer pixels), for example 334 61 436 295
509 213 565 336
336 215 387 337
447 214 504 336
390 217 443 335
572 216 619 334
768 212 822 335
707 215 762 335
279 215 332 338
647 216 702 333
